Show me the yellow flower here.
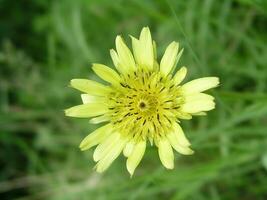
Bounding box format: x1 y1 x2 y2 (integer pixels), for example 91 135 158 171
65 27 219 176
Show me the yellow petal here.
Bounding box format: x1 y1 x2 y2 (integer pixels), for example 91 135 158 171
193 112 207 116
123 141 135 157
116 35 135 72
173 66 187 85
92 63 121 85
166 131 194 155
81 94 104 104
70 79 110 96
126 140 146 176
89 115 109 124
176 112 192 120
158 137 174 169
176 48 184 66
180 77 219 95
95 135 127 173
180 100 215 113
110 49 122 73
79 123 112 151
93 132 120 162
173 123 191 147
131 36 142 66
153 40 157 60
181 93 215 114
160 41 179 77
139 27 154 69
64 103 108 118
183 93 215 102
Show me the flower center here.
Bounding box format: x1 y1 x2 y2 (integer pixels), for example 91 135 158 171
138 101 146 109
106 70 182 142
135 93 159 117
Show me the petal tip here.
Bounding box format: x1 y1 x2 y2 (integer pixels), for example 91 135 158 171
64 108 70 116
126 164 134 177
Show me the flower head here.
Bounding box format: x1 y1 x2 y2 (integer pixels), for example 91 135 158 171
65 27 219 176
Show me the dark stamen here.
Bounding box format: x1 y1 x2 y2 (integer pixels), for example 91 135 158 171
139 102 146 109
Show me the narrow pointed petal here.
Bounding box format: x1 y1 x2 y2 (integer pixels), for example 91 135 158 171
169 48 184 76
116 36 135 72
65 103 108 118
93 132 120 161
95 136 127 173
167 131 194 155
126 140 146 176
180 100 215 113
160 41 179 77
89 115 109 124
173 123 191 147
81 94 93 104
175 48 184 66
153 40 157 60
110 49 123 73
193 112 207 116
139 27 154 69
79 124 112 151
92 63 121 85
184 93 215 102
173 66 187 85
123 141 135 157
180 77 219 95
158 137 174 169
176 112 192 120
81 94 104 104
131 36 142 67
70 79 110 96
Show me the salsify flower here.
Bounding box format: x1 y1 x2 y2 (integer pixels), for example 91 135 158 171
65 27 219 176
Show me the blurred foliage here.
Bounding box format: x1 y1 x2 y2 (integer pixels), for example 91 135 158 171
1 0 267 199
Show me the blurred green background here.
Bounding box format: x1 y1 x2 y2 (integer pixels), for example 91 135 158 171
1 0 267 199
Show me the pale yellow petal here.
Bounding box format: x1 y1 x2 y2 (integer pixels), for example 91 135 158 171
175 48 184 66
176 112 192 120
110 49 123 73
65 103 108 118
81 94 93 104
160 41 179 77
192 112 207 116
126 140 146 176
81 94 104 104
123 141 135 157
173 123 191 147
95 135 127 173
131 36 142 66
93 132 120 162
180 77 219 95
92 63 121 85
181 93 215 114
139 27 154 69
173 66 187 85
89 115 109 124
116 35 135 71
70 79 110 96
167 131 194 155
184 93 215 102
180 100 215 113
79 123 112 151
158 137 174 169
153 40 157 60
